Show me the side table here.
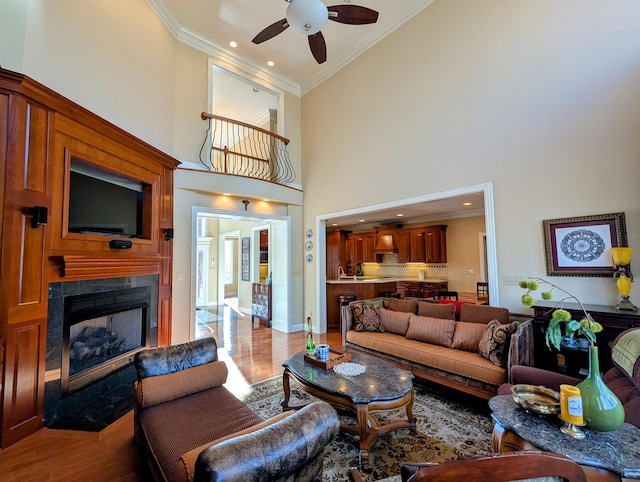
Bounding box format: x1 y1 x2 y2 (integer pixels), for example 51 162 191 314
489 395 640 481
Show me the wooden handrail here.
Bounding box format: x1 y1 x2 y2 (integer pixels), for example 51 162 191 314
201 111 290 145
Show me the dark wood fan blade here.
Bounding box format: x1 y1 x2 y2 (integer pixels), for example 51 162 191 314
327 5 379 25
252 18 289 44
308 32 327 64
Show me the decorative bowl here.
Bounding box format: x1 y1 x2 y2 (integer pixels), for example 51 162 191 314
511 384 561 415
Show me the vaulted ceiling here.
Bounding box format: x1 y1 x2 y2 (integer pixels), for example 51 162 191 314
148 0 434 94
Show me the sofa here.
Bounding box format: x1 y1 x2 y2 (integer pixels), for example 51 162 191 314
341 298 534 399
498 327 640 428
133 337 340 482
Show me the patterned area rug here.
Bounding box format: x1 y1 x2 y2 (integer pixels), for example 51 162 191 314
234 376 494 482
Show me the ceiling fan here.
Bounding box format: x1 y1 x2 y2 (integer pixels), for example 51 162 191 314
252 0 379 64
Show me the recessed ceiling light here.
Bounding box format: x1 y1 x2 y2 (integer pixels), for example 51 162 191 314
229 41 237 48
463 202 472 206
332 223 338 226
267 61 275 67
396 213 404 217
252 87 260 93
223 193 231 196
262 198 269 202
358 219 365 223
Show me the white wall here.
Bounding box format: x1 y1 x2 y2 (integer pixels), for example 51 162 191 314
301 0 640 316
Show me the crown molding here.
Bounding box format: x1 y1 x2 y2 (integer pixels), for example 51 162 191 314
145 0 301 96
147 0 434 98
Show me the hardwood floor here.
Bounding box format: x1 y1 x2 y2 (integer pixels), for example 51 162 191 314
0 305 341 482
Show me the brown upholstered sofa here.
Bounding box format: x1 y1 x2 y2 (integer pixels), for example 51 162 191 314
133 337 340 482
341 298 533 399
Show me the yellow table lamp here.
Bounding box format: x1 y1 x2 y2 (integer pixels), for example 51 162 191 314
611 247 637 312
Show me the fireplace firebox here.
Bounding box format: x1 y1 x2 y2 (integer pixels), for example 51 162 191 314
62 286 151 395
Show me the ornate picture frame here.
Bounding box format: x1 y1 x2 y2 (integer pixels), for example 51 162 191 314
241 237 250 281
543 212 627 277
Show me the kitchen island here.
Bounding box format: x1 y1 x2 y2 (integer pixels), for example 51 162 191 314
326 277 448 331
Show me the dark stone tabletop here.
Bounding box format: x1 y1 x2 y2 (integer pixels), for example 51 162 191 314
282 351 414 404
489 395 640 478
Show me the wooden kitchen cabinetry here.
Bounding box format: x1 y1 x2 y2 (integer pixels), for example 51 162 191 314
350 232 376 264
345 237 355 275
396 229 426 263
0 68 179 448
326 230 347 279
424 225 447 263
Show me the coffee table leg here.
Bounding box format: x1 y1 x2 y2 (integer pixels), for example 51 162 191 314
356 404 377 472
281 369 292 411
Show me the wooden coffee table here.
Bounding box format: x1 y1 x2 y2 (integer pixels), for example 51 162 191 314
281 351 416 470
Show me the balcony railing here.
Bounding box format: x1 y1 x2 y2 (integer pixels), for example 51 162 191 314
200 112 296 186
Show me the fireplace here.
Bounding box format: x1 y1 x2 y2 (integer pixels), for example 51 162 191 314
62 286 150 395
45 275 158 431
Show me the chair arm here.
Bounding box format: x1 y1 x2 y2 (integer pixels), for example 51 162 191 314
506 319 534 382
134 337 218 380
510 365 580 391
192 401 340 482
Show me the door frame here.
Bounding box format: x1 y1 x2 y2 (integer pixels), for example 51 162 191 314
315 182 498 333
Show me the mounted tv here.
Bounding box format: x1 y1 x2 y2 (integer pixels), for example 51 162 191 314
68 158 145 238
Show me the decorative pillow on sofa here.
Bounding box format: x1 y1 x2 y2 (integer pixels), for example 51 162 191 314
478 320 514 367
384 297 419 314
417 301 455 320
379 307 412 336
451 321 488 352
406 314 455 348
353 303 384 332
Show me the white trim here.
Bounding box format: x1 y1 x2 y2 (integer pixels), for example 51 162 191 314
315 182 499 328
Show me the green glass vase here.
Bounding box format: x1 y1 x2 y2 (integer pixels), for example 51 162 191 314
576 345 625 432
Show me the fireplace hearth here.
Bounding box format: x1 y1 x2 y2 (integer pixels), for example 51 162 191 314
45 275 158 431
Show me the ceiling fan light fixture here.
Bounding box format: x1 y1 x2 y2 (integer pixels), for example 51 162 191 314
286 0 328 35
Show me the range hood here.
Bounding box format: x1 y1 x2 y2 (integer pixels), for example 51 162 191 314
374 234 398 254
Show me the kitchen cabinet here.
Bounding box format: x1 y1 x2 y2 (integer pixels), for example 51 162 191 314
345 237 355 275
396 230 425 263
352 232 376 263
326 230 346 280
424 225 447 263
363 234 376 262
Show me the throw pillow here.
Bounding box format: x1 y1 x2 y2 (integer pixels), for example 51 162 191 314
353 303 384 332
406 314 455 348
460 304 510 324
451 321 488 352
438 299 475 318
417 301 455 320
379 307 411 336
385 297 419 314
478 320 515 367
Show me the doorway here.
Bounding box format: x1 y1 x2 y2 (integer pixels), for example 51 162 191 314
192 208 292 341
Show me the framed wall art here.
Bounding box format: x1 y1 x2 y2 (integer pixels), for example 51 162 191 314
241 237 250 281
543 212 627 277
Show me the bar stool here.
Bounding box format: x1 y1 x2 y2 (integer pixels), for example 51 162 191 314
477 282 489 300
338 293 357 330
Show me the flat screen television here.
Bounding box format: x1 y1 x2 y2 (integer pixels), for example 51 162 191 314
68 159 145 238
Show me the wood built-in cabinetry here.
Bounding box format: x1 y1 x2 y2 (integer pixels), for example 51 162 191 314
0 68 179 448
327 225 447 279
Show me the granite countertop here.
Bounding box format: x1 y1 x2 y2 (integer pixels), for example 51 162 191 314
489 395 640 478
326 277 448 285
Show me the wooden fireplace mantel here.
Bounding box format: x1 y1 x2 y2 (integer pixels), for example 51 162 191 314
0 67 179 448
51 256 169 280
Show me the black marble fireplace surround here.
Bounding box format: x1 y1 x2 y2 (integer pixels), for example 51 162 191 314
45 275 158 431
